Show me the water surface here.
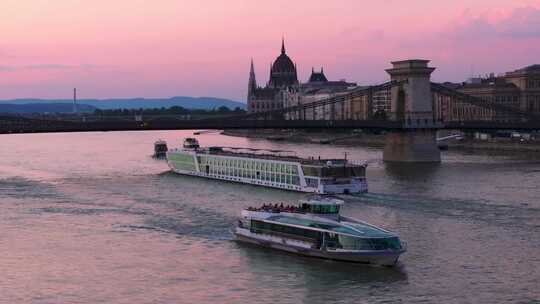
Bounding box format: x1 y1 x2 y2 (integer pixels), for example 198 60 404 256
0 131 538 303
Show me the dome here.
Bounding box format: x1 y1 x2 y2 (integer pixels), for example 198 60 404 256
272 53 295 73
268 39 298 88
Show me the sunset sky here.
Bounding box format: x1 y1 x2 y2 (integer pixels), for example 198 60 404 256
1 0 539 101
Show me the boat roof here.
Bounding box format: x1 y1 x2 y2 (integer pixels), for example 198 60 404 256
299 196 344 206
188 146 363 167
264 215 394 238
213 146 296 154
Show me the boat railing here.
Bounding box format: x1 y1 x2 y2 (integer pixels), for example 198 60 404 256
245 205 306 214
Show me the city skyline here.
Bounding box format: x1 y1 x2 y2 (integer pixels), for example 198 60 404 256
1 0 539 101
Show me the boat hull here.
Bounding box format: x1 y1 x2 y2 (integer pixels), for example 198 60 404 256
169 167 368 194
234 228 404 266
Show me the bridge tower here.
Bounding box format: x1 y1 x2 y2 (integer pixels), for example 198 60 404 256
383 59 441 162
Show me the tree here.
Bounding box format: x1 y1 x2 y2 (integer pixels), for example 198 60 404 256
217 106 231 113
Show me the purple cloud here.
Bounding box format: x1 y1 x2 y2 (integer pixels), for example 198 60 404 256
447 6 540 41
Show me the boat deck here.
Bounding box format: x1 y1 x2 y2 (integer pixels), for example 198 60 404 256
185 147 365 167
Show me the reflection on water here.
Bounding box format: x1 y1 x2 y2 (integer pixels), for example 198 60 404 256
0 130 539 303
237 241 408 284
384 162 441 180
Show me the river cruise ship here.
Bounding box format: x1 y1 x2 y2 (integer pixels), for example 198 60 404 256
234 196 406 266
166 138 368 194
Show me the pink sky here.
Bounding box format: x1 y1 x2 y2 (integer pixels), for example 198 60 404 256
1 0 539 101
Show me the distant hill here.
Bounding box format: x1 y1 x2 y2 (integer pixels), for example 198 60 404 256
0 96 246 112
0 103 96 114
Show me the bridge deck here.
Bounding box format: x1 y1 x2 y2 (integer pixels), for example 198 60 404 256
1 118 539 134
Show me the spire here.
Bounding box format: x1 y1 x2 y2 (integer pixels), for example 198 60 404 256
248 58 257 95
312 67 314 73
321 67 324 74
281 37 286 54
250 58 255 76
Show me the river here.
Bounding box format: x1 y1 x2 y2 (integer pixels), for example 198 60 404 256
0 131 539 303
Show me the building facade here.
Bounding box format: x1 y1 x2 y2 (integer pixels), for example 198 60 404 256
433 65 540 122
284 68 357 120
247 40 299 114
504 65 540 113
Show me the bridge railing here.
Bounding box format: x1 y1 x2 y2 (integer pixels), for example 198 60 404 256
238 80 402 121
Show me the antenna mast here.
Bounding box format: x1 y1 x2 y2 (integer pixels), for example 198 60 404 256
73 88 78 114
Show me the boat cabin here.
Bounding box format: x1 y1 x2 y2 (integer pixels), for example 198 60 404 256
153 139 168 158
183 138 200 149
298 196 344 219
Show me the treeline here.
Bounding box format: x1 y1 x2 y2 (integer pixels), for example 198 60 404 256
93 106 246 116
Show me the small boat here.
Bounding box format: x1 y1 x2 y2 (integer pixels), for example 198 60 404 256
266 135 285 141
234 196 406 266
152 139 168 159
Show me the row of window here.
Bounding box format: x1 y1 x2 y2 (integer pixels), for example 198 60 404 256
169 154 196 163
251 220 320 242
328 234 402 251
205 165 301 185
250 220 402 251
528 79 540 88
199 156 299 175
170 154 197 171
250 102 282 110
172 160 196 171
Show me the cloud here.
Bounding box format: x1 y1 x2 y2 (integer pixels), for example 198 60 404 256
0 63 114 72
446 6 540 41
24 64 73 70
0 65 16 71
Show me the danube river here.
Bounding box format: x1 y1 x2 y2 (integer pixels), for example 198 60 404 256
0 131 539 303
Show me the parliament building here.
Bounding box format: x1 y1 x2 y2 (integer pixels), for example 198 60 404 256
247 39 357 114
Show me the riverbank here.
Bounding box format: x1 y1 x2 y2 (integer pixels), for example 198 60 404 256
222 129 540 152
222 129 386 147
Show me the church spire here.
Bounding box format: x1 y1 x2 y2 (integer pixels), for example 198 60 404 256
248 58 257 95
281 37 286 54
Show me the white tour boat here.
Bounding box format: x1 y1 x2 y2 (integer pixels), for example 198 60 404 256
234 196 406 266
166 138 368 194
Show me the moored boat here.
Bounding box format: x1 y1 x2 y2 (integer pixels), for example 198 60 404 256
152 139 168 159
234 196 406 266
166 138 368 194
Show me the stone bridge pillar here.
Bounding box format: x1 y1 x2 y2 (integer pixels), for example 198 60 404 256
383 60 441 162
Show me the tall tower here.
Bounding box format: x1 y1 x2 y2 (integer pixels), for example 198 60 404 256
247 59 257 113
383 59 440 163
248 59 257 96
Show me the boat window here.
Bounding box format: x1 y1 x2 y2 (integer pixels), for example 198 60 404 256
336 235 401 250
304 204 340 214
250 220 321 242
321 167 352 178
324 233 341 249
305 178 319 188
302 166 321 177
351 166 365 177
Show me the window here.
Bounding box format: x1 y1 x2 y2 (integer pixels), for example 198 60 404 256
309 204 340 214
250 220 321 242
305 178 319 188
